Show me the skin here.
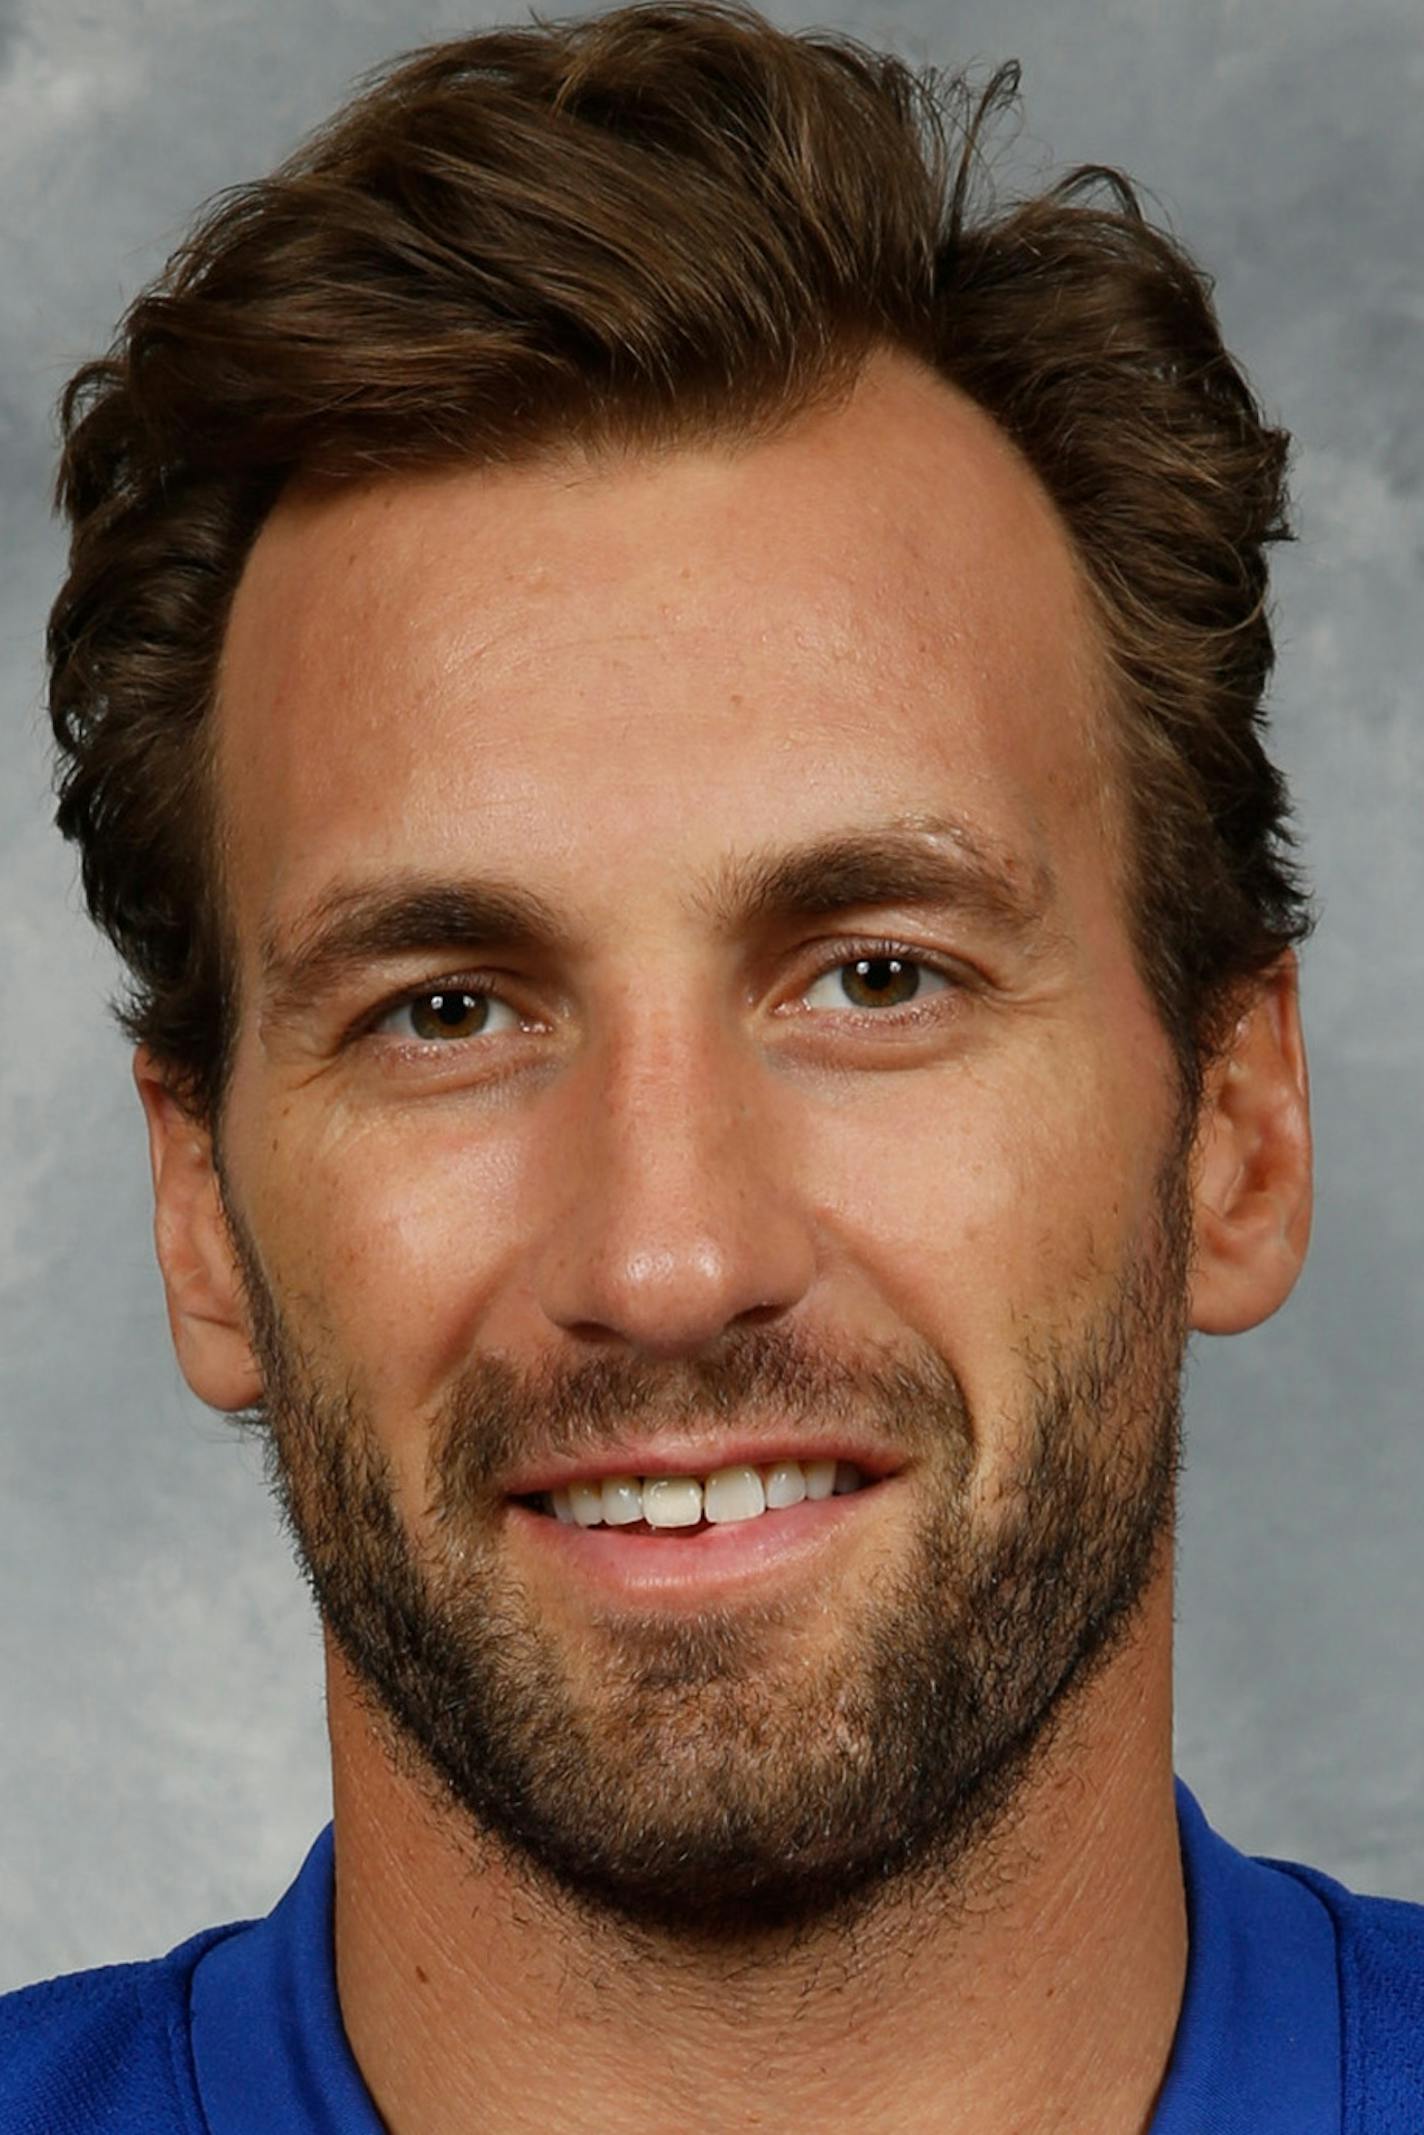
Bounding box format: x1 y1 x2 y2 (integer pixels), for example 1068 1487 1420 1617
137 351 1312 2132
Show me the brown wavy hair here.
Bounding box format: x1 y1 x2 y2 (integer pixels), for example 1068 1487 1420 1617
48 0 1310 1126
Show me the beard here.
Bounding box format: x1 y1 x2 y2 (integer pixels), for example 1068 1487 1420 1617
224 1133 1191 1956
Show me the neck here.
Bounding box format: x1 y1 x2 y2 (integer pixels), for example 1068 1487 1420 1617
326 1569 1185 2135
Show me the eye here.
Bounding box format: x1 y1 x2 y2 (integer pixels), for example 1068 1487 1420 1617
373 984 524 1043
801 950 955 1016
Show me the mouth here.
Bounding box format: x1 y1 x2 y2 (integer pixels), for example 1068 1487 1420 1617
504 1455 899 1604
511 1455 873 1534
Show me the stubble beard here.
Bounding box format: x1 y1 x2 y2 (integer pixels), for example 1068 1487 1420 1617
225 1141 1190 1955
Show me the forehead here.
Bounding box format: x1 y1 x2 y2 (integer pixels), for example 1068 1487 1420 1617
217 353 1115 947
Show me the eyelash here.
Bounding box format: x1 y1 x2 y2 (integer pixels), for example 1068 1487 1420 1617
362 939 969 1052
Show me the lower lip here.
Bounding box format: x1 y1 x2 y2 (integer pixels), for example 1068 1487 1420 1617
504 1483 892 1606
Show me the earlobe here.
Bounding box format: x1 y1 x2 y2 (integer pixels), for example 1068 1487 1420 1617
1188 955 1313 1336
133 1049 264 1410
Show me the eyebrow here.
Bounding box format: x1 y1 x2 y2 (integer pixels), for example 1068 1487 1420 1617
257 813 1056 1034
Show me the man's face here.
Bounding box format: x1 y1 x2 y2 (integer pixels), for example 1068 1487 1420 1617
211 353 1191 1944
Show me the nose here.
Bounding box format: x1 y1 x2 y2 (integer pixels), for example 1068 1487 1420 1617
530 1002 817 1357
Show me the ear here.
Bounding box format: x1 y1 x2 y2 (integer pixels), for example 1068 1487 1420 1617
133 1048 264 1410
1188 955 1313 1336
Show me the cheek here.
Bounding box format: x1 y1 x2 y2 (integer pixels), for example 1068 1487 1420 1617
232 1098 527 1425
805 1047 1169 1424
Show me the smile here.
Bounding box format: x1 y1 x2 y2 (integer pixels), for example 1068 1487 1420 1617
519 1456 869 1533
505 1461 894 1605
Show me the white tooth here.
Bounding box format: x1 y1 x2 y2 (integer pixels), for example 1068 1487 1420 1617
551 1487 576 1525
833 1461 864 1495
762 1460 807 1510
569 1481 605 1527
703 1465 767 1524
803 1458 837 1501
642 1477 703 1528
601 1475 644 1526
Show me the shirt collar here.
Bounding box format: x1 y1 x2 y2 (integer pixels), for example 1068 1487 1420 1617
189 1780 1343 2133
1149 1779 1342 2133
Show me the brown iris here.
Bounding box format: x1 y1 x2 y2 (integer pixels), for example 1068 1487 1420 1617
839 956 921 1010
407 990 491 1041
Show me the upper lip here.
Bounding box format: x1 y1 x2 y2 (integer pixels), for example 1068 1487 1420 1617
502 1436 907 1496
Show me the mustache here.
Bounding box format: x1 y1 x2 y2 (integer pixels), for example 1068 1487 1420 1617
427 1322 972 1507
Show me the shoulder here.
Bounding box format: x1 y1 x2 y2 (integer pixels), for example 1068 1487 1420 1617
1270 1857 1424 2126
0 1926 237 2135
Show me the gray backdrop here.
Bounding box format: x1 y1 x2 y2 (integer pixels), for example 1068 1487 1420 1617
2 0 1420 1991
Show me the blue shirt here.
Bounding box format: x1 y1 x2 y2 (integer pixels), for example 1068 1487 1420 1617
5 1781 1424 2131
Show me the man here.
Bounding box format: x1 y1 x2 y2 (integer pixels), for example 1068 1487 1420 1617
4 1 1421 2128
